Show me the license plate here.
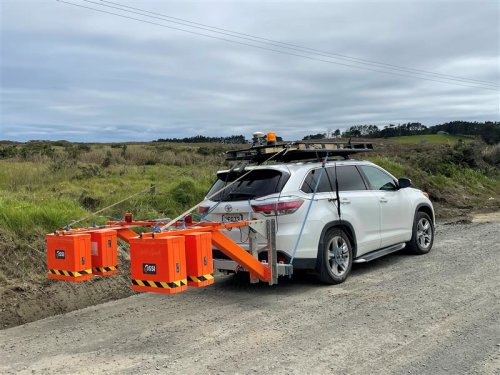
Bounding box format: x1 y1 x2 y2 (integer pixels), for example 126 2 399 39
222 214 244 222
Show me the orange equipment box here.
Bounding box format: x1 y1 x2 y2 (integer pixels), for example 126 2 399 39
129 236 187 294
184 232 214 287
46 233 92 282
90 230 118 276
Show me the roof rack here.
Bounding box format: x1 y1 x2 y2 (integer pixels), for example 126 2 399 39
226 140 374 163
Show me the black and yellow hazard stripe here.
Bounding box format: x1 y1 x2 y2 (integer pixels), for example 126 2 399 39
131 279 187 289
48 268 92 277
92 266 117 273
187 274 214 283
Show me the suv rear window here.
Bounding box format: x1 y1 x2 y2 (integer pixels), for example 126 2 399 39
207 169 289 202
332 166 367 191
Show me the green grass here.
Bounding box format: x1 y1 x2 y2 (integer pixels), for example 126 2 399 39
0 162 216 238
0 197 86 237
389 134 474 145
365 156 407 177
0 141 228 242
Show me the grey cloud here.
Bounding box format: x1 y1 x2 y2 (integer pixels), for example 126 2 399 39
1 0 499 142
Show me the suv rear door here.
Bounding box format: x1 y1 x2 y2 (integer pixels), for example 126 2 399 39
301 164 381 255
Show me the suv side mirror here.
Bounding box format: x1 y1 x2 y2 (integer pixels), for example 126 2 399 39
398 177 412 189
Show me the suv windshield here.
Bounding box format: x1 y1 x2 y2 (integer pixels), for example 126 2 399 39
207 169 289 202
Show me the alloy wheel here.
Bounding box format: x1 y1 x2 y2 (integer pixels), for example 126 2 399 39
327 236 350 277
417 218 432 250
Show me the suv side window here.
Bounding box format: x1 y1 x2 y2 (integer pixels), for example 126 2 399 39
328 165 367 191
359 165 397 191
301 168 331 193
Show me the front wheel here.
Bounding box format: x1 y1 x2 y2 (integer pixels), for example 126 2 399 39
318 228 353 284
406 211 434 255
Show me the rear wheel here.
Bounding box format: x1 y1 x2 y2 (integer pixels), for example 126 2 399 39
318 228 353 284
406 211 434 255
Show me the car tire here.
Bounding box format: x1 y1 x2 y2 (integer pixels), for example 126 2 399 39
318 228 353 284
406 211 434 255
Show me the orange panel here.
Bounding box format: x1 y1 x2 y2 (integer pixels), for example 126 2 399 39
211 230 271 282
46 234 92 282
184 232 214 287
129 236 187 295
90 230 118 276
116 228 139 242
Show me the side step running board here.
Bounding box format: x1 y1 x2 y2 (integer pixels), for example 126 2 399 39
354 243 406 263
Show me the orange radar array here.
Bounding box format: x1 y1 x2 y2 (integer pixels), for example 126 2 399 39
46 215 276 294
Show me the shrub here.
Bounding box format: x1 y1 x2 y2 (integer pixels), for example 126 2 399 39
169 178 205 208
483 144 500 167
101 151 112 168
0 146 18 159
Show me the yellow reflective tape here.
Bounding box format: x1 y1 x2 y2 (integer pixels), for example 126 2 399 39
76 269 92 276
49 269 91 277
132 279 186 288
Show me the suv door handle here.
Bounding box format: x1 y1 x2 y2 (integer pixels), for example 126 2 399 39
340 198 351 204
380 198 388 203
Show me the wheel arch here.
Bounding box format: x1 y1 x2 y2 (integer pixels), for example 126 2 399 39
315 220 357 273
415 203 434 226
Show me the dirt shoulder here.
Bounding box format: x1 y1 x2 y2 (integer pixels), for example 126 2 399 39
0 248 134 329
1 216 499 374
1 211 499 330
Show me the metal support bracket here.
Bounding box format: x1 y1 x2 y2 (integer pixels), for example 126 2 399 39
248 226 259 284
266 219 278 285
247 220 267 237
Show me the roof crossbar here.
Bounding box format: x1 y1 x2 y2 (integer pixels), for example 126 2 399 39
226 140 373 163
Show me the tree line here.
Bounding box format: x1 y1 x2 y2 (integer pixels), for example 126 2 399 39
304 121 499 144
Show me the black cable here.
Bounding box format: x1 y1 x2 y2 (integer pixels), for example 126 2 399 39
334 161 341 221
56 0 500 91
98 0 499 88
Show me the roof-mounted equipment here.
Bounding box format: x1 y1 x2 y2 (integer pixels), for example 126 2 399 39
227 132 373 163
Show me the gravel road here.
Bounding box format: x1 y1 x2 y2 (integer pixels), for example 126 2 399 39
1 219 499 374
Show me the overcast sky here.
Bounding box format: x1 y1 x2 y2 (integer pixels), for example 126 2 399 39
1 0 499 142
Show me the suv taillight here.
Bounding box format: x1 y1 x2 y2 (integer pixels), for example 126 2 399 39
251 200 304 216
198 205 210 214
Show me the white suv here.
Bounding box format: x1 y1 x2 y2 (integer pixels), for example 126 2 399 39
200 159 435 284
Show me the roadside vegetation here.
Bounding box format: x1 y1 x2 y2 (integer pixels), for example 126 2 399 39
0 136 498 327
368 140 500 217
